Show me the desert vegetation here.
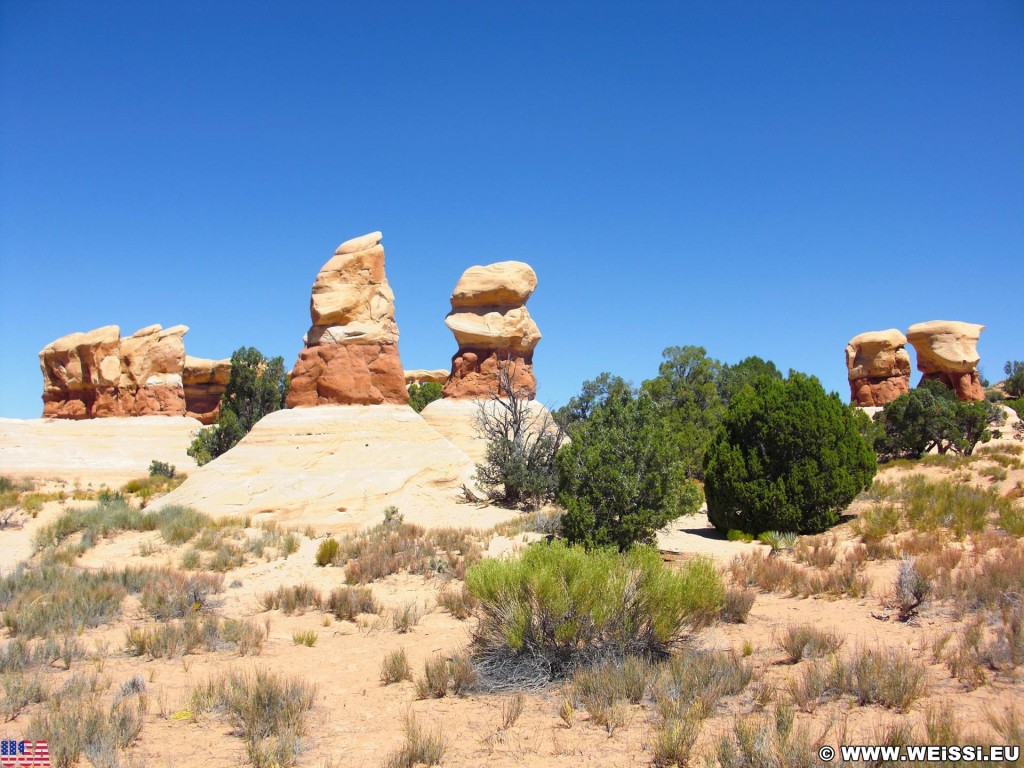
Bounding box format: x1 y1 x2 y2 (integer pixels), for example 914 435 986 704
187 346 289 465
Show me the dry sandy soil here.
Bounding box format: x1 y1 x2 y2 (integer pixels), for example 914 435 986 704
2 434 1023 767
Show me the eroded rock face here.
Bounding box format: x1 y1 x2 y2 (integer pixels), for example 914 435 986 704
286 233 408 407
846 329 911 407
442 261 540 399
40 324 193 418
183 356 231 424
906 320 985 401
404 369 449 386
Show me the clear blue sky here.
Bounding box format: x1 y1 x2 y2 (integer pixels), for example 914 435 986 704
2 1 1022 419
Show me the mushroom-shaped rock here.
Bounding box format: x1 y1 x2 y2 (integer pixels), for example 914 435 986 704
906 320 986 401
442 261 540 399
286 233 408 407
845 329 911 407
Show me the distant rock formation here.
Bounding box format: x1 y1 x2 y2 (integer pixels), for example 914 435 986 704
286 233 408 407
442 261 540 399
404 369 449 386
846 329 911 407
183 356 231 424
906 320 985 401
40 324 211 419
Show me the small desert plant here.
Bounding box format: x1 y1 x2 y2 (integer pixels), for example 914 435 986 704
189 669 317 768
500 693 525 729
652 648 751 721
449 652 477 695
791 534 837 569
138 569 223 620
757 530 796 554
727 529 754 542
292 630 318 647
257 584 323 615
391 602 422 634
653 707 704 767
382 713 446 768
380 649 412 685
315 537 340 566
777 625 844 663
325 586 381 621
713 704 822 768
720 587 756 623
846 646 928 710
436 583 477 620
416 655 452 699
895 557 930 621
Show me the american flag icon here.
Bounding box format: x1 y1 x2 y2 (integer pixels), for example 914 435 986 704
0 740 49 767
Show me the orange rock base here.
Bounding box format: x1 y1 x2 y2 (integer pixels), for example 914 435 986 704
286 344 409 407
441 348 536 399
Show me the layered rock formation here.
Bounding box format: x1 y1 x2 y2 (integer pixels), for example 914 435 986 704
404 369 449 387
286 233 408 407
183 356 231 424
846 329 911 407
442 261 540 399
149 406 514 530
906 320 985 401
40 324 197 418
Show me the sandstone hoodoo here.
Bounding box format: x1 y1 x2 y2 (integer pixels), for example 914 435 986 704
845 329 911 407
40 324 204 419
285 232 409 407
906 320 986 401
442 261 541 399
183 355 231 424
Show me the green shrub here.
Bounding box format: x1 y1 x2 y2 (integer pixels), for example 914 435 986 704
148 460 176 479
188 347 288 466
704 373 876 535
1004 360 1024 399
465 541 723 688
315 537 339 567
407 381 443 413
875 382 1005 460
559 383 702 550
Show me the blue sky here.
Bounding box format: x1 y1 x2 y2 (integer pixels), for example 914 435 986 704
1 1 1021 419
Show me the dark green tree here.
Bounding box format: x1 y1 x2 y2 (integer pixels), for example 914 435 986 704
874 379 1003 459
407 381 443 413
641 346 725 480
873 385 952 460
704 373 876 535
187 347 287 466
553 372 630 428
1004 360 1024 399
718 356 783 406
558 386 703 550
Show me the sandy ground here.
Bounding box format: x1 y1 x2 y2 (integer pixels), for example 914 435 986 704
1 435 1023 767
